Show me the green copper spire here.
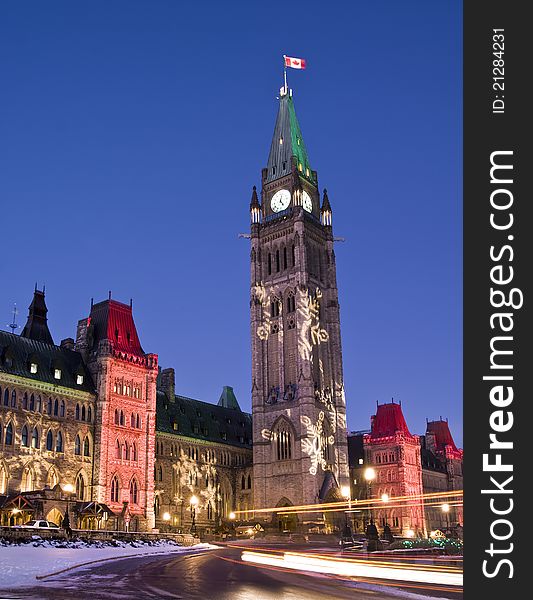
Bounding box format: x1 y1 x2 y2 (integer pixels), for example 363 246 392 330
265 91 315 185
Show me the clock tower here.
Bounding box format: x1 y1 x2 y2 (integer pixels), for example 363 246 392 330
250 85 349 528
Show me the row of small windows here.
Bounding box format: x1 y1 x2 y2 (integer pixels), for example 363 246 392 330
267 246 296 275
0 421 92 457
113 379 142 399
241 474 252 490
375 452 396 464
74 434 92 457
24 361 84 385
75 403 92 422
0 464 88 499
114 409 142 429
1 388 70 417
114 439 138 462
155 442 245 467
110 474 139 505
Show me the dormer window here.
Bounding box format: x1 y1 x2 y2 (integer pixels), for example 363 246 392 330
298 163 303 172
30 363 38 374
77 374 84 385
54 369 61 380
279 136 283 145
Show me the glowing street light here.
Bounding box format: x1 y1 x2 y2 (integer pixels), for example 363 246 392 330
62 482 75 536
162 512 171 522
441 503 450 532
381 493 389 503
364 468 376 525
364 467 376 481
229 511 236 521
62 483 75 494
190 495 199 534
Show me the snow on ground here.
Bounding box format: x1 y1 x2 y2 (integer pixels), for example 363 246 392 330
0 538 217 589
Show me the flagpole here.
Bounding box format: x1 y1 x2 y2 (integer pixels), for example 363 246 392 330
283 55 287 94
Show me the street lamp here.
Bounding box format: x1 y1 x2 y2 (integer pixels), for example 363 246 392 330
162 512 171 532
364 468 376 525
340 485 352 539
62 483 75 536
441 503 450 533
190 495 199 534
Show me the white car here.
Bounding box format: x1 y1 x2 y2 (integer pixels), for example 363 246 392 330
21 520 60 529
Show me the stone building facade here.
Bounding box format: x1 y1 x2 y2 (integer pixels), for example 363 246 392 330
348 403 463 537
250 84 349 527
1 289 252 533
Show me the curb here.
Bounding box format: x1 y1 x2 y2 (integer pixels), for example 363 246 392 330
35 546 212 581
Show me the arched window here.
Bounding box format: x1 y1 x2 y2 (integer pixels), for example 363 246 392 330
274 423 292 460
158 465 163 482
22 392 28 410
5 422 13 445
47 398 52 414
247 475 252 489
36 395 42 412
54 398 59 416
60 400 65 417
81 406 86 421
124 443 130 461
115 439 121 459
136 414 140 429
241 475 245 489
120 411 124 426
21 466 34 492
132 442 137 462
83 436 90 457
55 431 63 452
47 467 59 489
115 409 119 425
21 425 29 447
154 495 160 517
76 473 85 500
131 413 135 428
46 430 54 451
31 427 39 449
76 404 80 420
130 478 138 505
74 435 81 455
111 475 120 502
87 406 92 422
11 390 17 407
29 394 35 411
283 246 288 269
268 253 272 275
0 464 7 494
276 249 280 272
3 388 9 406
207 502 213 520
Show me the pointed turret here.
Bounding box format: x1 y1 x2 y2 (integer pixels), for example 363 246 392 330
321 188 332 226
250 185 261 224
265 90 315 185
20 287 54 345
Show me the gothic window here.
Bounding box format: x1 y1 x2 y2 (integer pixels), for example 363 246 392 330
47 467 59 489
287 293 296 313
11 390 16 407
136 414 140 429
21 466 34 492
111 475 120 502
0 464 7 494
275 423 292 460
47 398 52 414
21 425 29 447
60 400 65 417
115 409 119 425
75 435 81 455
76 473 85 500
131 413 135 428
81 406 86 421
268 253 272 275
276 249 280 272
54 398 59 416
5 422 13 445
3 388 8 406
31 427 39 449
158 465 163 482
132 442 137 462
207 502 213 520
56 431 63 452
120 410 124 426
124 443 130 461
283 247 288 269
87 407 92 422
241 475 245 489
247 475 252 489
29 394 35 411
46 430 53 451
83 436 90 457
130 478 138 504
22 392 28 410
76 404 80 420
292 245 296 266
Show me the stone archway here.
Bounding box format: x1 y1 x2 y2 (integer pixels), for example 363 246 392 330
275 497 297 533
46 508 63 527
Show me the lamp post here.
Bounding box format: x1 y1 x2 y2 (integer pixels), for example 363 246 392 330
341 485 352 539
62 483 75 536
229 511 236 537
441 503 450 534
162 511 171 532
364 468 376 525
190 495 199 534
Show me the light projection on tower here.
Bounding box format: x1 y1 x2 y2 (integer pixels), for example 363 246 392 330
301 411 334 475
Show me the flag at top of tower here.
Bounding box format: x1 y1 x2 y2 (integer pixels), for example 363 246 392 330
284 55 306 69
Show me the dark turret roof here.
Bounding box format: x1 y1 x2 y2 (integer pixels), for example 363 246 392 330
20 288 53 345
0 329 94 393
156 388 251 449
370 402 412 439
265 92 315 185
87 299 144 356
426 419 459 452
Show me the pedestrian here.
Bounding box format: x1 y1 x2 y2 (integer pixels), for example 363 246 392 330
62 511 73 539
383 523 394 543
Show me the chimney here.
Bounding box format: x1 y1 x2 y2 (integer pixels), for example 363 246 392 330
159 368 175 402
60 337 75 350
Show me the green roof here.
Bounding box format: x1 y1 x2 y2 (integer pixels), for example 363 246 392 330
156 390 252 449
265 92 315 185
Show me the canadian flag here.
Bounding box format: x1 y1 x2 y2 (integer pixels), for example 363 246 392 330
284 55 306 69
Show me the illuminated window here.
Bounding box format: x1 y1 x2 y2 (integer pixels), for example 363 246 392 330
77 374 84 385
298 163 302 172
279 136 283 145
275 424 292 460
55 431 63 452
358 458 364 465
30 363 38 374
31 427 39 449
83 436 90 457
76 473 85 500
54 369 61 380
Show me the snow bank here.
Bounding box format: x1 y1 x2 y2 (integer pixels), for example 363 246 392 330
0 537 216 589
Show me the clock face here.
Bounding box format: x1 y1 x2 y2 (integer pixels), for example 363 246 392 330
271 189 291 212
302 190 313 213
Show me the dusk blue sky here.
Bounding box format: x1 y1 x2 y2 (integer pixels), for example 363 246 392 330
0 1 462 445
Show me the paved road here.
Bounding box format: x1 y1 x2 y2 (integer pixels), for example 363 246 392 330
1 546 463 600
